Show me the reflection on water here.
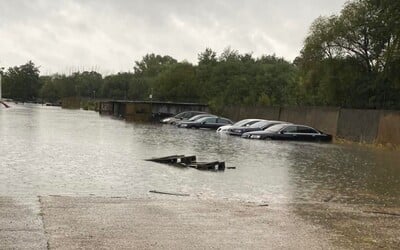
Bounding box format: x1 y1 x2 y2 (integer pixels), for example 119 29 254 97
1 104 399 205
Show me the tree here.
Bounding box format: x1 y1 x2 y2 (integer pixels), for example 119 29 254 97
102 73 133 99
298 0 400 108
39 76 60 102
153 62 198 102
2 61 40 101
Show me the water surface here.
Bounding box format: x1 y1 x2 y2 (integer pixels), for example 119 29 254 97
1 104 399 205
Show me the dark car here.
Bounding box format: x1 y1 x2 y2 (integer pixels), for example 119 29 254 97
160 111 206 124
216 118 264 133
174 113 216 125
241 123 332 142
227 120 285 136
177 116 233 129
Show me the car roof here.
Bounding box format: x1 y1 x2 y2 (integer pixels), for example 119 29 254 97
189 114 215 119
196 116 216 122
265 123 320 131
196 116 231 122
249 120 277 127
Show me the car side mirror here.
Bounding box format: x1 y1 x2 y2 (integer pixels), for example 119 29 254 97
201 121 206 124
280 131 285 134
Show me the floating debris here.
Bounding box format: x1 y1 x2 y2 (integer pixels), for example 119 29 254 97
363 210 400 217
149 190 190 196
146 155 225 171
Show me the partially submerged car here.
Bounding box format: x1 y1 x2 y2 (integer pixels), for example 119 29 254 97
242 123 332 142
160 111 206 124
177 116 233 129
216 119 264 133
174 113 216 125
227 120 285 136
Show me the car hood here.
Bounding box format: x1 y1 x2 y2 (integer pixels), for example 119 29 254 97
243 130 275 135
242 131 277 138
217 125 232 132
161 117 173 122
229 126 262 132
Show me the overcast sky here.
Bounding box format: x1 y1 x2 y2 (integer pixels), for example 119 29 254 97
0 0 347 75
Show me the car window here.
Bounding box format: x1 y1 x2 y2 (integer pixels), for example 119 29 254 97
282 126 297 133
296 126 318 134
264 124 286 133
249 120 268 128
218 118 231 124
262 122 280 129
189 114 207 121
175 112 188 119
186 112 203 118
244 120 260 126
233 119 250 126
204 117 217 124
182 113 192 118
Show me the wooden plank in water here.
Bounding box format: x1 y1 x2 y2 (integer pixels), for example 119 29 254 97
180 155 196 164
146 155 225 171
146 155 185 164
149 190 190 196
188 161 225 171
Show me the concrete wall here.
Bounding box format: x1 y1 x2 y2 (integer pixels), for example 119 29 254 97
279 107 308 124
219 106 280 122
152 103 209 116
218 106 241 121
376 111 400 145
239 106 280 121
336 109 382 143
304 107 340 136
125 103 152 122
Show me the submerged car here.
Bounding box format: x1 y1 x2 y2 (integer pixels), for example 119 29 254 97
227 120 285 136
160 111 206 124
242 123 332 142
174 113 216 125
216 119 263 133
177 116 233 129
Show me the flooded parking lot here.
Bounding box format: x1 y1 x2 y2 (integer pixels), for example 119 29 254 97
1 104 399 249
1 104 399 205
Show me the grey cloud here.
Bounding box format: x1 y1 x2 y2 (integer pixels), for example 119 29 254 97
0 0 347 74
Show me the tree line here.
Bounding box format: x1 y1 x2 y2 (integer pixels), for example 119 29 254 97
1 0 399 110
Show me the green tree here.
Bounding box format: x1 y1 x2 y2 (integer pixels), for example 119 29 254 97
2 61 40 101
39 76 60 102
102 73 132 99
153 62 198 102
298 0 400 108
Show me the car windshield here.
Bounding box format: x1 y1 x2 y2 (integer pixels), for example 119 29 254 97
233 119 259 127
232 119 250 126
196 117 213 123
174 112 189 119
219 118 231 124
249 120 268 128
264 124 287 133
188 114 209 121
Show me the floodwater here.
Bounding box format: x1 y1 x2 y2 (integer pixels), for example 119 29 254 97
1 103 399 206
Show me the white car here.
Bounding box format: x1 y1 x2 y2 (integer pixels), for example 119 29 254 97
216 119 263 133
